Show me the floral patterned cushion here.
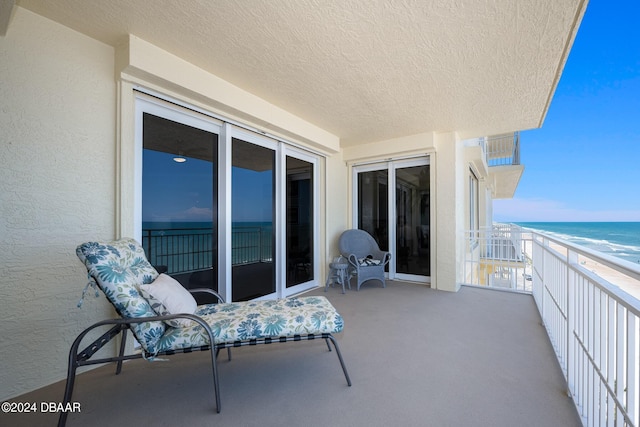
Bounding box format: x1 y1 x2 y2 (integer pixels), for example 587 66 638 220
157 296 344 351
76 238 164 353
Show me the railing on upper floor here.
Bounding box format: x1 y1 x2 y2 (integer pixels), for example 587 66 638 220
485 132 520 167
461 224 640 426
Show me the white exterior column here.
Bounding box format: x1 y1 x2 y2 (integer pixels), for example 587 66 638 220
434 132 464 292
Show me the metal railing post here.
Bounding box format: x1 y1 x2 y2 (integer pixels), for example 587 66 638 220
567 248 577 398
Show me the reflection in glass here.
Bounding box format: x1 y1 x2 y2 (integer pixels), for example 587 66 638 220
396 165 430 276
231 138 275 301
357 170 389 252
286 157 314 287
141 113 218 300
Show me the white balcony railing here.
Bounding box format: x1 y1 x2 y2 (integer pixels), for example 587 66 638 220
462 224 640 426
485 132 520 167
462 225 532 292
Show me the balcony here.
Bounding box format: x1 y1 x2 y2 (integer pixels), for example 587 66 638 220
486 132 521 167
6 226 639 426
485 132 524 199
463 224 640 426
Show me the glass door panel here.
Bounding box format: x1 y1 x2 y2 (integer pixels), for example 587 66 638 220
231 138 275 301
286 156 314 287
142 113 218 299
395 165 430 277
357 169 389 252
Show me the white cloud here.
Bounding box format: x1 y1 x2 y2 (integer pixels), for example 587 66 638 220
173 206 214 220
494 198 640 222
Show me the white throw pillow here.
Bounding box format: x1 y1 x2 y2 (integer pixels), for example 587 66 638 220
139 274 197 328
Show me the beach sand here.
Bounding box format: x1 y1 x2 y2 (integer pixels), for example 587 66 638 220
577 256 640 302
532 240 640 303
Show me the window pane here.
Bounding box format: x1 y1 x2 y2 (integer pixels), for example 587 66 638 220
286 156 314 287
358 170 389 251
232 138 275 301
142 113 218 298
396 165 430 276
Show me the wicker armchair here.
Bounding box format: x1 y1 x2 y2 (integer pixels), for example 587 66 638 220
338 229 391 291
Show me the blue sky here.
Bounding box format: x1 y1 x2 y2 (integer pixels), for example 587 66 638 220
494 0 640 222
143 149 273 223
142 151 215 222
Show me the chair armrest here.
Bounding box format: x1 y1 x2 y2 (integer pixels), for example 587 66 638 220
189 288 225 303
69 312 216 362
345 252 391 267
378 251 391 266
346 254 360 267
122 312 214 333
361 249 391 266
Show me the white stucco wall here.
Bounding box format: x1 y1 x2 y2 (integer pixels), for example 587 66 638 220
0 8 117 400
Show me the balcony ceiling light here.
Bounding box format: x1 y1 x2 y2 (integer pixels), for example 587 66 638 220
173 151 186 163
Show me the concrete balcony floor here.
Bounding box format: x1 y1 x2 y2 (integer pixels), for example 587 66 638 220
3 282 581 427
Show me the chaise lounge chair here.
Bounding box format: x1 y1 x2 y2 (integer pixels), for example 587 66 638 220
59 238 351 426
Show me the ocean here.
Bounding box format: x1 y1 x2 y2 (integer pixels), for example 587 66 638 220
515 222 640 265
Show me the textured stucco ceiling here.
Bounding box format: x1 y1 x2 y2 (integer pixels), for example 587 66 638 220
16 0 586 146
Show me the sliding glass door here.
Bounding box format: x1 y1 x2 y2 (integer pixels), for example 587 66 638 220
136 94 319 301
354 158 431 282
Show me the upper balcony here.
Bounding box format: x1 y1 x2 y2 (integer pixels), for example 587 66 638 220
466 132 524 199
486 132 521 167
485 132 524 199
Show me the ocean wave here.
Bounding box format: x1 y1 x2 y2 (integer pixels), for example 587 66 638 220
521 225 640 263
568 235 640 252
